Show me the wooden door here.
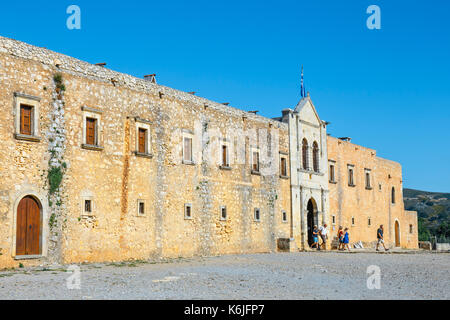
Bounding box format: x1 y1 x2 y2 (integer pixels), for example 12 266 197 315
395 221 400 247
16 196 41 256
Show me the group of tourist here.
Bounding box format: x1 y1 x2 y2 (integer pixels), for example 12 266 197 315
311 224 333 251
311 224 390 252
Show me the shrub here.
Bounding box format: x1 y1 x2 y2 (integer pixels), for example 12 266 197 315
48 167 63 194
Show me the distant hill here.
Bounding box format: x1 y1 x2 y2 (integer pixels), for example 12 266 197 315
403 188 450 242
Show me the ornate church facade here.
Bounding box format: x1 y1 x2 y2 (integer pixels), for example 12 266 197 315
0 36 417 268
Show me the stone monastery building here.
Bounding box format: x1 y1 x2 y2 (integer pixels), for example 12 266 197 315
0 36 418 268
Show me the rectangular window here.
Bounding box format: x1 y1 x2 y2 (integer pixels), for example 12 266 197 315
329 163 335 182
280 157 287 177
410 224 413 234
183 137 193 162
84 200 92 214
222 145 229 167
185 204 192 219
86 117 97 145
15 93 41 142
252 151 260 172
348 165 355 186
365 169 372 189
137 200 145 216
81 106 103 151
134 119 151 157
282 210 287 223
20 104 33 135
81 196 95 217
220 206 227 221
254 208 260 222
368 218 371 226
332 215 336 225
138 128 147 154
352 217 355 226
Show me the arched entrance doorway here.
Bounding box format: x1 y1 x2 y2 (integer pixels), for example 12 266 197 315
394 220 400 247
307 198 318 246
16 196 42 256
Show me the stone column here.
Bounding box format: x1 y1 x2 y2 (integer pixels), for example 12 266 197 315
300 186 306 250
322 188 331 249
321 188 327 225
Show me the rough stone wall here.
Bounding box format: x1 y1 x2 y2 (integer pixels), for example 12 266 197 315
327 137 418 249
157 98 291 258
0 36 290 267
0 50 60 268
60 75 163 263
402 211 419 248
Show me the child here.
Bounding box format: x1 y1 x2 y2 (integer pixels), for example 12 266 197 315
342 228 351 251
337 226 344 250
311 225 319 250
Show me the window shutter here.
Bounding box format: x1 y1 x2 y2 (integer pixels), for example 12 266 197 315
281 157 287 176
253 152 259 171
20 105 32 135
222 145 227 166
86 118 96 145
138 128 146 153
184 137 192 161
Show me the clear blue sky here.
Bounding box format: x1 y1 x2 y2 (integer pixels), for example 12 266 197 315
1 0 449 192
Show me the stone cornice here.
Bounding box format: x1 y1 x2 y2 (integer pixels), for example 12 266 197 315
14 92 41 102
81 106 103 114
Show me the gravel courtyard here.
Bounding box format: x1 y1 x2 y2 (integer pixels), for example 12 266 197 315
0 252 448 300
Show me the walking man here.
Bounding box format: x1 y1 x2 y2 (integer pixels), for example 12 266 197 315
319 223 328 251
376 224 389 252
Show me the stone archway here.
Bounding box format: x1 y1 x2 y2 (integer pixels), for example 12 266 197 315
16 196 42 256
307 198 318 246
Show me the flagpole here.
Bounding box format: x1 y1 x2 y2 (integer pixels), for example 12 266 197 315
301 65 305 98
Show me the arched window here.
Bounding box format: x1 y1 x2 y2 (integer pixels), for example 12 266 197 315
302 139 309 170
312 141 319 173
391 187 395 204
